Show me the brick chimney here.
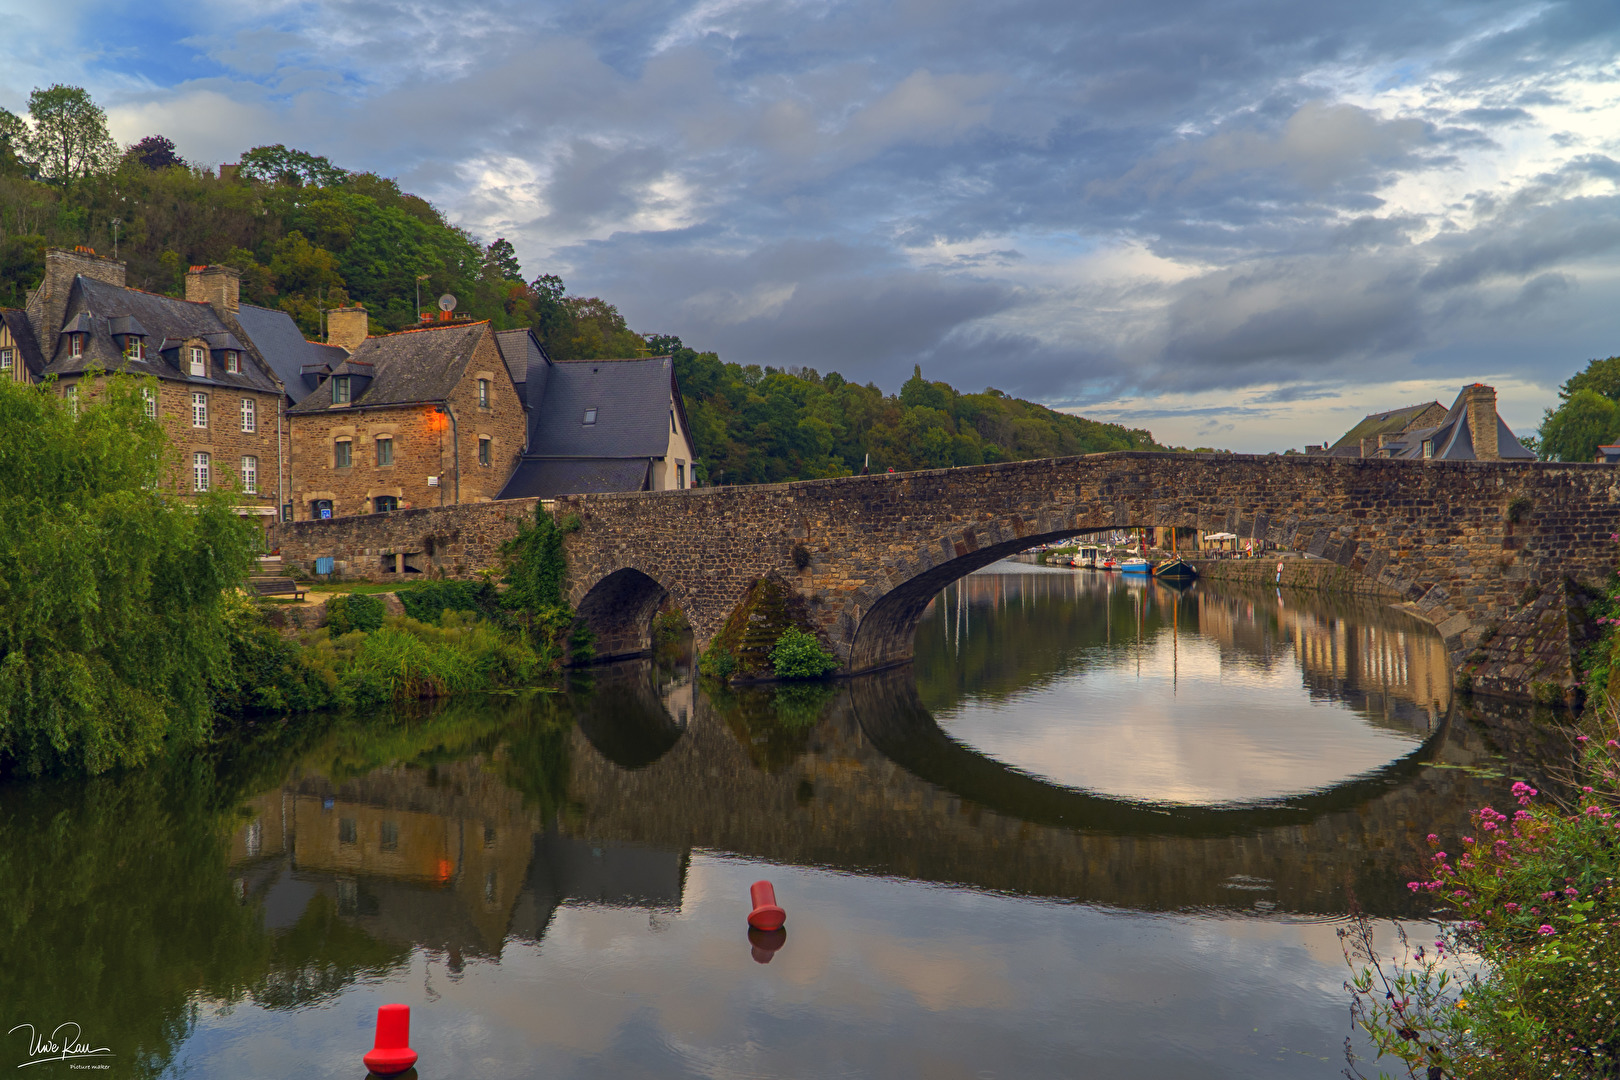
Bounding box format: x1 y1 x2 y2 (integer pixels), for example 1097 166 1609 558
1359 436 1374 458
219 162 241 182
26 247 127 362
326 304 370 353
1464 383 1500 461
186 264 240 314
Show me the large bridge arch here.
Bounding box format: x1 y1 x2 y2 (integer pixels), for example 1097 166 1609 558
573 565 673 662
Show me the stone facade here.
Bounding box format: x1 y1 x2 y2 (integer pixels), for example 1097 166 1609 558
269 452 1620 699
287 324 527 520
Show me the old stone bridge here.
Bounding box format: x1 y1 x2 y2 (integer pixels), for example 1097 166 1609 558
269 451 1620 697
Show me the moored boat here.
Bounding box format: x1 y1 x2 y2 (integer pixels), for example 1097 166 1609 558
1155 556 1197 582
1120 557 1153 575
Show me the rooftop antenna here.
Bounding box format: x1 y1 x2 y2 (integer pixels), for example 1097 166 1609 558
110 218 121 260
437 293 457 322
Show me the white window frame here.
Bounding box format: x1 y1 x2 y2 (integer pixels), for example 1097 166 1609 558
334 439 352 469
0 347 12 373
583 407 597 425
225 350 240 374
478 436 491 466
192 392 208 428
478 378 489 408
189 346 205 376
194 452 210 492
126 337 145 361
241 397 255 433
65 384 78 416
142 387 156 419
69 335 83 359
241 455 258 494
375 435 393 467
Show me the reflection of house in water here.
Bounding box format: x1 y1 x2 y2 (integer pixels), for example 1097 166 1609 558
1196 591 1451 728
228 756 686 960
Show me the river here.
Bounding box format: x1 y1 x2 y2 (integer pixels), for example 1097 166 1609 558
0 563 1559 1078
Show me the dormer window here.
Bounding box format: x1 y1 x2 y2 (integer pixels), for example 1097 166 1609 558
225 350 240 374
189 346 205 377
583 408 597 425
69 334 84 359
332 376 351 404
123 336 146 361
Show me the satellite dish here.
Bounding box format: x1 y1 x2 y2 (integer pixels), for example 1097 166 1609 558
437 293 457 312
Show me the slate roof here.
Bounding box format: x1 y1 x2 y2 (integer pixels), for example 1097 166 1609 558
288 321 490 414
235 302 329 405
525 356 695 459
494 329 550 408
1326 402 1444 458
1383 388 1536 461
40 277 280 393
0 308 47 378
497 457 652 499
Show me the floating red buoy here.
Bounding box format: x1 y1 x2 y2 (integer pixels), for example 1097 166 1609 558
362 1003 418 1076
747 880 786 931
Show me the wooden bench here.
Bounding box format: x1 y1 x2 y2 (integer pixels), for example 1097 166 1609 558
248 577 308 601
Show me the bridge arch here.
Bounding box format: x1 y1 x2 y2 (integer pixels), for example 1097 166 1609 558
574 565 673 662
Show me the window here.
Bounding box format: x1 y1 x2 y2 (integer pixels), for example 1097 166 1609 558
676 461 685 489
65 385 77 416
125 337 145 361
193 452 210 492
1 347 13 372
672 409 677 433
375 436 393 466
332 376 350 404
189 346 205 376
69 334 83 359
338 818 357 845
192 392 208 428
478 378 490 408
583 407 597 425
141 387 156 419
478 436 491 466
225 350 240 374
373 495 399 513
241 455 258 494
334 439 352 468
379 821 399 853
241 398 255 432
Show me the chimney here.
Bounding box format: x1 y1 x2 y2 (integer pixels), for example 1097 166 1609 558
327 304 370 353
1377 433 1397 455
27 247 127 362
219 162 241 182
1359 436 1373 458
1464 383 1500 461
186 264 240 314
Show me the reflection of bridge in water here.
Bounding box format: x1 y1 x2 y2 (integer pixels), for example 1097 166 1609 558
229 639 1531 946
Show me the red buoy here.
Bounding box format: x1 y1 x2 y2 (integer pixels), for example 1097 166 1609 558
747 880 786 931
362 1003 418 1076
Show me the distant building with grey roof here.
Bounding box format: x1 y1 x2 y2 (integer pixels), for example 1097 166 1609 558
1311 384 1533 461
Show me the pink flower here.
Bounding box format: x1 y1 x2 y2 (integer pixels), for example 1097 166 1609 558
1427 833 1439 843
1505 902 1520 912
1538 925 1555 935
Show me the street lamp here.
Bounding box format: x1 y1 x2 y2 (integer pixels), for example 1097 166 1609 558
435 403 459 505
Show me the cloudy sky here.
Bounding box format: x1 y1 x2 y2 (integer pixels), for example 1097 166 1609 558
4 0 1618 449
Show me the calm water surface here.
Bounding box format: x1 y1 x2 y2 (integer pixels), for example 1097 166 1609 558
0 564 1550 1078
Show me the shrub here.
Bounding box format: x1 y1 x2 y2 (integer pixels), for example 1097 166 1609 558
396 579 499 625
326 593 386 636
699 646 737 679
769 628 839 680
1344 732 1620 1080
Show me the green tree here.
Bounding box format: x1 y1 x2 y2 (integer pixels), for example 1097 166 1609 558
486 237 523 281
24 85 118 186
239 144 348 187
1538 388 1620 463
0 373 258 776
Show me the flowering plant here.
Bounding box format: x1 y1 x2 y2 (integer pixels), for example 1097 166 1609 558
1344 738 1620 1079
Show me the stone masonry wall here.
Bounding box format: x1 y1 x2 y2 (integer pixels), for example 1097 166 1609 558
269 452 1620 696
287 328 526 520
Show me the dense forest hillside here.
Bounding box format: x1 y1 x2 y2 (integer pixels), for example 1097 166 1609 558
1 84 1162 482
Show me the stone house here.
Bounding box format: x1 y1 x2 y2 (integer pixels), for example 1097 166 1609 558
497 347 699 499
286 319 526 520
1312 384 1535 461
11 248 319 535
